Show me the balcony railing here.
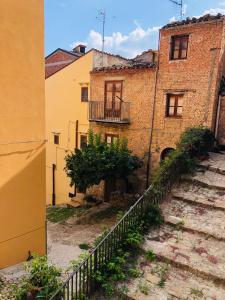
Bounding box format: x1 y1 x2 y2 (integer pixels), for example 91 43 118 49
89 101 130 124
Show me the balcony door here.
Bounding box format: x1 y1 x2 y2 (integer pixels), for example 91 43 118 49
104 81 123 119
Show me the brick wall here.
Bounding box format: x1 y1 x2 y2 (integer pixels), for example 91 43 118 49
150 19 225 168
45 49 79 78
218 95 225 145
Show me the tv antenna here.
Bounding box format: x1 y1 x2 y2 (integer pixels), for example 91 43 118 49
169 0 183 20
96 10 106 67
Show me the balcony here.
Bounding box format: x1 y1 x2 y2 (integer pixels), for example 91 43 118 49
89 101 131 124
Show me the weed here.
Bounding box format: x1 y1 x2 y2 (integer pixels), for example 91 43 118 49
79 243 91 250
128 268 142 278
190 288 204 297
145 250 156 262
138 280 149 295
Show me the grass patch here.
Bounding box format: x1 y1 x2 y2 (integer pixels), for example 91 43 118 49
47 206 85 223
93 207 121 221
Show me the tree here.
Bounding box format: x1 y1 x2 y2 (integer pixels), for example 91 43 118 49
64 130 143 194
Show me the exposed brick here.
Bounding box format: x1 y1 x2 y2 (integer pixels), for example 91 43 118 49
151 18 225 168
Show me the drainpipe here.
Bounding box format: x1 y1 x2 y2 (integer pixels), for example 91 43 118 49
215 94 222 140
146 30 161 189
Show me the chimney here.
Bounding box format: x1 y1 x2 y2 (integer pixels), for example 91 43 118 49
73 44 86 54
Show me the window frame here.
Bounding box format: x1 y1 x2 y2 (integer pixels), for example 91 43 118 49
170 35 189 61
54 134 60 145
81 86 89 102
166 94 184 118
105 133 119 145
80 134 87 149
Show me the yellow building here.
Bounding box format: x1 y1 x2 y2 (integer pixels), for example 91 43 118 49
0 1 46 269
45 49 128 205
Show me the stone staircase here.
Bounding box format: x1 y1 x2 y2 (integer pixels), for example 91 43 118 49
127 152 225 300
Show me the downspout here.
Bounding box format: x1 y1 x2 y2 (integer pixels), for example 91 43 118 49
215 94 222 140
146 29 161 189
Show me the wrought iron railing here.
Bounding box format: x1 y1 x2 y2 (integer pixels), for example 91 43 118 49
50 175 172 300
89 101 130 123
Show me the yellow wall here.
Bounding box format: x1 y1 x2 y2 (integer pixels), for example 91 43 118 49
0 0 46 268
45 52 93 205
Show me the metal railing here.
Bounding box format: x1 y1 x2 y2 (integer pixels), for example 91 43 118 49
50 175 172 300
89 101 130 124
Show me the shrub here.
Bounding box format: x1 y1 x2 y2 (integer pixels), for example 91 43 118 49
178 126 215 157
12 255 62 300
65 130 143 192
150 127 215 195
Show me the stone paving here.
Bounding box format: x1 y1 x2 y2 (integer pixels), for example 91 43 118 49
128 152 225 299
172 183 225 210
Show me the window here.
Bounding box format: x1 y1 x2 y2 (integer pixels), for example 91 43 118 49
54 134 59 145
104 81 123 118
81 87 88 102
171 35 189 60
105 134 119 145
166 94 183 117
80 134 87 149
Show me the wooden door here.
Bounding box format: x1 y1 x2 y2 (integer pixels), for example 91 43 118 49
104 81 123 119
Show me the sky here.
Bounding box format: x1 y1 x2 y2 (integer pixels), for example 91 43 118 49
45 0 225 58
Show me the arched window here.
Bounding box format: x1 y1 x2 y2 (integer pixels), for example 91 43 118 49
160 148 175 161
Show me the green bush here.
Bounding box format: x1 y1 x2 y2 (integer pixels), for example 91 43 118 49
150 127 215 194
12 255 62 300
178 126 215 157
65 130 143 192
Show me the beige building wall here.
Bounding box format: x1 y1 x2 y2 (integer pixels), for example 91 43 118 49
0 0 46 268
45 52 92 205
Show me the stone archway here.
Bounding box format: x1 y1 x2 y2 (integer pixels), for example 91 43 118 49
160 147 175 161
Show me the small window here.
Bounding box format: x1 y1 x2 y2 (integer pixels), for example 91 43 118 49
80 134 87 149
54 134 59 145
81 87 88 102
171 35 189 60
166 94 183 118
105 134 119 145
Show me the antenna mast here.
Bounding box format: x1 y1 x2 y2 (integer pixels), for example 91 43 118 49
97 10 106 67
169 0 183 20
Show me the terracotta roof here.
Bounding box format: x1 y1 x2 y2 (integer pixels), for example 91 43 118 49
91 62 156 73
133 49 158 60
45 48 82 60
92 48 130 61
163 13 225 29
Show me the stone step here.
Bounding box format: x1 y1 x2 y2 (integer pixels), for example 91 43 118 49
184 170 225 191
126 260 225 300
172 183 225 211
162 199 225 241
142 225 225 285
200 152 225 175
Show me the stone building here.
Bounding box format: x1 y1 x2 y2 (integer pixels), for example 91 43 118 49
89 15 225 194
150 14 225 168
89 50 157 193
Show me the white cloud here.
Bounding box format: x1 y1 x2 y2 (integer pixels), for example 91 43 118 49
169 16 177 23
202 8 225 15
70 24 160 58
